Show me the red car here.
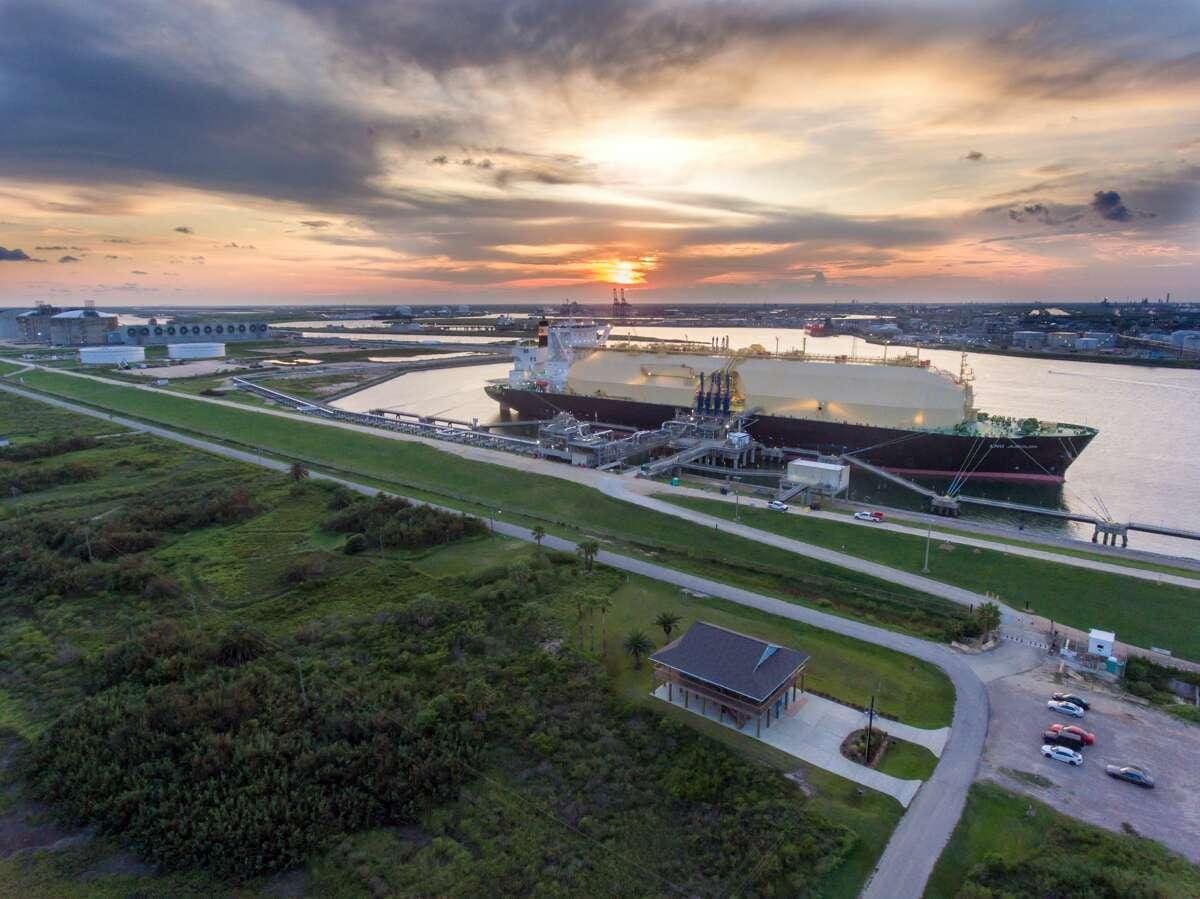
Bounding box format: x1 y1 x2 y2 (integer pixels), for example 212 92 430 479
1049 723 1095 745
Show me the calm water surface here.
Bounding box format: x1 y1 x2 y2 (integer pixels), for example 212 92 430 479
334 325 1199 559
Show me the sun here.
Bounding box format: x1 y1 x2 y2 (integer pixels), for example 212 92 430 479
593 256 656 285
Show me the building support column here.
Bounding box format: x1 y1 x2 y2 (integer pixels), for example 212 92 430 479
668 682 672 702
756 715 761 738
684 689 689 709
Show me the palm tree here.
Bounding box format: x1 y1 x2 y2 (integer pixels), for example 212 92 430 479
532 525 546 546
573 592 590 647
289 461 310 482
577 539 599 571
623 630 653 670
593 593 612 654
976 601 1002 642
654 611 681 642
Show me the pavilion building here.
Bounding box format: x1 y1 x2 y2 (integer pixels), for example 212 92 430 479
650 621 808 738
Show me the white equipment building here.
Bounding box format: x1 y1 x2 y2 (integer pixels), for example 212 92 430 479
785 458 850 495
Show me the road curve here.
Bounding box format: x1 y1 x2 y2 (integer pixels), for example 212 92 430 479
1 380 987 898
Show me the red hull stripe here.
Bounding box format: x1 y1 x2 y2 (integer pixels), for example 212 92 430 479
883 467 1065 484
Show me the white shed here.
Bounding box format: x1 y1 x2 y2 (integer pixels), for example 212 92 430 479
1088 628 1115 657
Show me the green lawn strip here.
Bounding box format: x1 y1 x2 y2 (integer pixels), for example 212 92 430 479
0 359 25 376
14 370 975 645
665 495 1200 661
926 781 1200 898
874 738 938 780
676 480 1199 578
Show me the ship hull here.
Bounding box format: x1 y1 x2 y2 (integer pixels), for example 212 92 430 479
485 385 1095 483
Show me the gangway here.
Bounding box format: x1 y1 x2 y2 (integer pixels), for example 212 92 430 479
839 453 938 498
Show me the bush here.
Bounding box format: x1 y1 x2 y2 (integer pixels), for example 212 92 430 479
0 434 98 462
343 533 368 555
282 552 332 585
322 496 486 550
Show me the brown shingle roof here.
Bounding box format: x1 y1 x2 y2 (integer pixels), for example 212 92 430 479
650 621 807 703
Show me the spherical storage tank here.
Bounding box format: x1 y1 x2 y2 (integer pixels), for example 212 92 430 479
168 342 225 359
79 346 145 365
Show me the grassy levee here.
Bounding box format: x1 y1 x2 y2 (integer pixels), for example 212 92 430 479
11 370 978 654
667 496 1200 661
811 505 1200 578
926 782 1200 897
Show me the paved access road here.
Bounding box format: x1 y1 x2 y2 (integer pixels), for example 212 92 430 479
1 380 999 899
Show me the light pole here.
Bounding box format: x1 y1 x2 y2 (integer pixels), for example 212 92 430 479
922 520 933 572
491 509 501 532
733 476 741 521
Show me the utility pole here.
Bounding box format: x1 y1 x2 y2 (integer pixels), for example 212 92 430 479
865 693 877 762
923 520 933 572
733 477 741 521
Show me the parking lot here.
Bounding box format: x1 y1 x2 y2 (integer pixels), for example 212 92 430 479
980 662 1200 862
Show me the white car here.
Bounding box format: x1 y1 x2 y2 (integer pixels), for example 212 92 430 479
767 500 789 512
1041 744 1083 766
1047 700 1085 718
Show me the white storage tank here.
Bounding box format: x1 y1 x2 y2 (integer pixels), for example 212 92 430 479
168 342 225 359
79 345 145 365
785 458 850 494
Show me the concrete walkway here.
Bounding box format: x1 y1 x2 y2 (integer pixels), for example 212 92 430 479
652 685 946 807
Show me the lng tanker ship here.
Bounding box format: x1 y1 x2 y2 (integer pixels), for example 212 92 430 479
485 320 1097 482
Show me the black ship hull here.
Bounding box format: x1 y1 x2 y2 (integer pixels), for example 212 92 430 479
486 385 1095 483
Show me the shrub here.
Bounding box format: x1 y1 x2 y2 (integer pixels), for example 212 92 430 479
343 533 368 555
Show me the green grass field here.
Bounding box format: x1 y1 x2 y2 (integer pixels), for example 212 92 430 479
926 782 1200 897
9 370 976 643
666 496 1200 661
0 393 937 896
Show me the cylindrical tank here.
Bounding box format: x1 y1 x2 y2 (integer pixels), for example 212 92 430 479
79 346 145 365
168 342 225 359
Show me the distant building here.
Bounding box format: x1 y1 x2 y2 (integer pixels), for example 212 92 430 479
650 621 809 738
1082 331 1117 348
1075 337 1101 351
1045 331 1079 349
16 305 58 343
1169 330 1200 348
49 308 120 346
0 308 31 341
120 320 272 345
1011 330 1045 348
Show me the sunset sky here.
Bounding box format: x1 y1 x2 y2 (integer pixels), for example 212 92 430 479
1 0 1197 306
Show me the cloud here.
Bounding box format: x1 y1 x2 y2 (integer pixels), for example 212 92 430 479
1007 203 1056 224
35 244 82 250
299 220 332 228
174 226 194 234
58 254 80 263
0 246 32 261
1090 190 1131 221
131 270 148 274
964 150 985 161
105 254 120 259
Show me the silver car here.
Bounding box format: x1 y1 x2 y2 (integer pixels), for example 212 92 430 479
1047 699 1084 718
1041 744 1083 766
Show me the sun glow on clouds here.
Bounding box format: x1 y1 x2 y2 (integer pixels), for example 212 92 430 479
1 1 1198 303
